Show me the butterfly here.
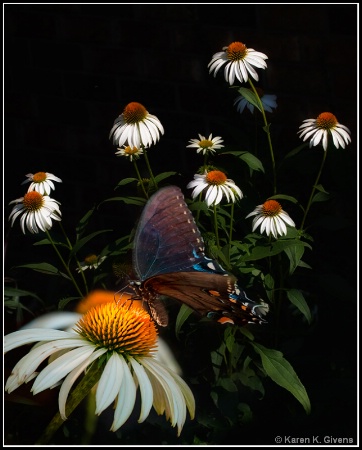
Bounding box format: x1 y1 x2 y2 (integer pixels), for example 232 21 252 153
129 185 269 327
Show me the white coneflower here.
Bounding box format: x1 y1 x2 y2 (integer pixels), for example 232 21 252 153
21 172 62 195
8 191 61 234
109 102 164 149
208 41 268 85
298 112 351 151
5 302 195 436
187 133 224 155
246 200 295 239
187 170 243 207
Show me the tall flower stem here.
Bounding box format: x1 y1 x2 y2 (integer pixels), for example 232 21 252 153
299 148 328 231
248 79 277 195
45 229 84 298
213 203 220 250
143 149 158 191
36 362 102 445
133 159 148 199
58 222 88 295
227 202 235 266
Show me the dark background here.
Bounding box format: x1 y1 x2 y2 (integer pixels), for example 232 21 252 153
4 3 358 446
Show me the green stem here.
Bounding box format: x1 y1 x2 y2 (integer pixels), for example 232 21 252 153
58 222 88 296
248 79 277 195
227 202 235 266
143 149 158 191
45 229 84 298
133 159 148 199
36 362 102 445
213 203 220 250
299 148 328 231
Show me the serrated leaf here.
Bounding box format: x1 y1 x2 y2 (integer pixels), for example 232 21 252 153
251 342 311 414
286 289 312 324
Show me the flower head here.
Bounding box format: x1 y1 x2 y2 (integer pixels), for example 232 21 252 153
208 41 268 86
246 200 295 239
8 191 62 234
115 144 144 161
187 170 243 207
234 88 277 114
297 112 351 151
5 302 195 436
76 254 107 272
21 172 62 195
187 133 224 155
109 102 164 149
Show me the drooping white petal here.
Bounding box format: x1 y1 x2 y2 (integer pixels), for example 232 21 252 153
111 357 137 431
32 344 96 394
4 329 79 353
129 357 153 423
96 353 124 415
59 348 106 420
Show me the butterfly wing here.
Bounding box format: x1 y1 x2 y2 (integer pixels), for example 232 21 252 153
143 272 269 326
132 185 268 326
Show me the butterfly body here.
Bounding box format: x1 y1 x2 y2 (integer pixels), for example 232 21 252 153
131 185 268 327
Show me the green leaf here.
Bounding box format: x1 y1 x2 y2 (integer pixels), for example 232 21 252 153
154 171 178 183
217 377 238 392
311 191 330 203
16 263 67 276
239 238 311 262
175 304 194 338
284 244 305 275
266 195 306 215
284 142 309 159
58 297 82 310
237 87 261 111
223 151 265 173
286 289 312 324
117 177 138 186
33 238 69 248
251 342 311 414
76 207 96 237
4 286 42 302
70 230 113 258
314 183 329 194
100 196 147 206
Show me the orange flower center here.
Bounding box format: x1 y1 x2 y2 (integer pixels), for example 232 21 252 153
123 102 147 124
315 112 337 130
84 254 98 265
199 139 213 149
262 200 282 216
124 146 140 155
22 191 44 211
226 42 247 61
206 170 227 185
75 303 158 356
32 172 47 183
